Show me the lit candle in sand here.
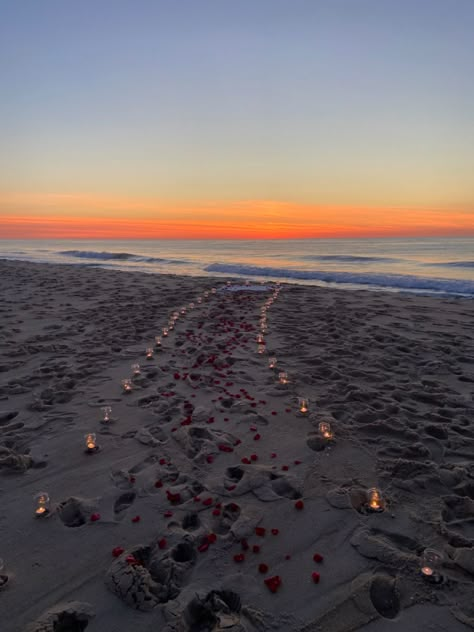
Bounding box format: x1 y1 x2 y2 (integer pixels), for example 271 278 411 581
131 363 141 375
204 291 209 298
278 371 289 385
155 336 162 348
258 344 265 354
146 348 154 359
189 302 195 310
420 549 443 581
84 432 99 453
197 297 203 304
366 487 385 513
269 357 277 369
162 327 169 337
211 287 217 294
101 406 112 422
256 333 265 344
180 306 187 315
318 421 333 440
34 492 50 517
298 398 309 414
122 378 132 392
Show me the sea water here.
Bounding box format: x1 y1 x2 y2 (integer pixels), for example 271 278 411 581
1 238 473 297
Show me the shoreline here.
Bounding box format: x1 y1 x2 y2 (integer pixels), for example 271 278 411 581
1 259 473 631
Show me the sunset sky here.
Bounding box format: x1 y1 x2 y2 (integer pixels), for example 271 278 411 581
1 0 473 239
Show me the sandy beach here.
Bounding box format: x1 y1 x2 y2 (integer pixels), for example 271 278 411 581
0 259 473 632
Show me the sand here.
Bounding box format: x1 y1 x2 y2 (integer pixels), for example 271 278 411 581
0 259 473 632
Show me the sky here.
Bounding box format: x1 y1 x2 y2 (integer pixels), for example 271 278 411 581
0 0 473 239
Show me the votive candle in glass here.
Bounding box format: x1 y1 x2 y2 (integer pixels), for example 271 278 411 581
34 492 50 518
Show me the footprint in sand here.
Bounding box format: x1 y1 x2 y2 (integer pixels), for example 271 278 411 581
105 537 197 611
114 491 136 515
25 601 94 632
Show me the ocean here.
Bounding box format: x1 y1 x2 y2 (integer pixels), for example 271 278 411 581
1 238 474 297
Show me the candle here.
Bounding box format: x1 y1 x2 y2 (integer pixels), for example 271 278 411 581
101 406 112 422
268 357 277 369
420 549 443 580
162 327 169 337
278 371 289 385
84 432 98 453
257 334 265 344
204 291 209 298
189 302 195 310
197 297 202 304
131 363 141 375
121 378 132 392
155 336 162 347
180 307 187 315
258 344 266 354
298 398 309 414
34 492 50 517
146 348 154 359
318 421 333 440
366 487 385 512
211 288 217 294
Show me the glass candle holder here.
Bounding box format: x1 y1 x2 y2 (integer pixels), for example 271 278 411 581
197 297 202 304
268 357 277 369
420 548 443 582
155 336 162 347
318 421 333 440
180 307 187 315
162 327 169 337
256 333 265 344
122 378 132 392
211 287 217 294
146 348 154 359
34 492 50 517
278 371 289 385
168 323 174 331
101 406 112 422
204 291 209 298
131 363 141 375
258 344 266 354
84 432 99 453
366 487 385 513
298 398 309 414
189 302 195 310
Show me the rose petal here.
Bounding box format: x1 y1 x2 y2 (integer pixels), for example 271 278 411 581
158 538 167 549
295 500 304 510
312 571 320 584
313 553 324 563
258 563 269 574
112 546 125 557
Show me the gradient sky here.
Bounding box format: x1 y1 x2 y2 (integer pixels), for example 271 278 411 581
1 0 473 238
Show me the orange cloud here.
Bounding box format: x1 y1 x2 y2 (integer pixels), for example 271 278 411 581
1 192 473 238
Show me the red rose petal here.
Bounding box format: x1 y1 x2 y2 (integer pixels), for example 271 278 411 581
312 571 320 584
271 528 279 535
212 509 221 516
252 544 261 553
90 513 100 522
258 563 269 574
112 546 125 557
255 527 266 537
206 455 214 463
202 498 213 506
241 538 249 551
207 533 217 543
158 538 167 549
233 553 245 563
295 500 304 510
253 434 261 441
282 465 289 471
250 453 258 461
164 510 173 517
154 480 163 488
198 542 209 553
131 515 141 523
313 553 324 563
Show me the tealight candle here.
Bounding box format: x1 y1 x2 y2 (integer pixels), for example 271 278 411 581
278 371 289 385
162 327 169 337
211 288 217 294
34 492 50 517
131 363 141 375
146 348 154 359
318 421 333 440
269 357 277 369
84 432 99 453
204 291 209 298
168 323 174 331
155 336 162 347
258 344 266 354
366 487 385 513
122 378 132 392
257 334 265 344
197 297 202 304
420 548 443 582
298 398 309 414
101 406 112 422
180 307 187 315
189 302 195 309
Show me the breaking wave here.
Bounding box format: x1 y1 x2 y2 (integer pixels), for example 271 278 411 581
205 263 474 296
59 250 188 265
